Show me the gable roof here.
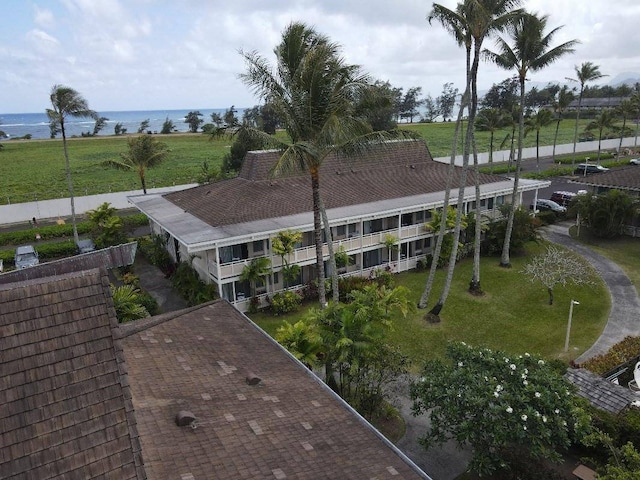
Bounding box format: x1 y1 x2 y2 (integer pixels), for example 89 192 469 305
119 300 430 479
163 140 510 228
565 368 637 414
0 269 145 479
571 165 640 193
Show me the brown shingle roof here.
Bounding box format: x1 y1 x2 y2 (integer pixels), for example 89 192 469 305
572 165 640 193
565 368 637 414
0 270 145 479
119 300 428 479
164 140 508 228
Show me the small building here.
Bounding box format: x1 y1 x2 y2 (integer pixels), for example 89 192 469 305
130 140 548 311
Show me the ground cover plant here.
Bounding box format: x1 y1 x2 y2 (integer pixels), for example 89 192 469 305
251 240 609 369
0 119 609 204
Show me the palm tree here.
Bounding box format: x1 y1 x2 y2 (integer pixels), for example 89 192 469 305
615 99 636 155
568 62 607 167
585 110 616 162
550 85 575 161
524 108 553 172
273 230 302 288
46 85 98 244
103 135 170 194
484 12 578 268
475 107 507 172
276 320 322 369
240 22 416 308
240 256 271 301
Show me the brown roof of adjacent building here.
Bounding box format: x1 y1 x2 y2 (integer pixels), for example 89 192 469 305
164 140 509 228
572 165 640 193
565 368 637 414
119 300 429 479
0 269 145 480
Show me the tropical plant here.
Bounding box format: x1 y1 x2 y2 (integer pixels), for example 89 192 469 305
275 320 322 368
103 135 170 194
137 119 150 134
240 22 416 307
382 233 399 268
272 229 303 288
270 290 303 315
569 62 607 167
240 257 271 306
87 202 127 248
160 116 175 134
586 110 616 162
550 85 574 161
410 342 591 477
524 108 554 171
114 122 127 135
615 99 637 155
46 84 98 244
110 284 150 323
572 190 638 238
475 107 507 172
484 12 578 268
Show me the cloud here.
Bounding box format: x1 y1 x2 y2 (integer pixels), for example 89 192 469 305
26 29 60 54
34 6 55 29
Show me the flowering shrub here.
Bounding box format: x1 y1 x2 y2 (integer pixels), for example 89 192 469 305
270 291 303 315
580 336 640 374
410 342 591 477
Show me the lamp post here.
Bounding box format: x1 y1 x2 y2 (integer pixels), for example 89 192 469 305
564 300 580 353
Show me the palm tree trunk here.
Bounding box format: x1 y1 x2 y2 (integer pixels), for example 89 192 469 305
572 91 583 169
489 132 494 173
552 118 561 161
141 174 147 195
470 134 482 294
618 117 627 155
311 169 327 307
500 77 526 268
61 124 79 245
536 130 540 173
319 197 339 303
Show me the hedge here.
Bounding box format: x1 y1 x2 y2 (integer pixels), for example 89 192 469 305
579 336 640 374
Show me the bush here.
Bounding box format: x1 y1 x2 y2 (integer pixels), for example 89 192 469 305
0 223 92 247
138 235 175 276
170 261 216 306
270 291 303 315
579 336 640 374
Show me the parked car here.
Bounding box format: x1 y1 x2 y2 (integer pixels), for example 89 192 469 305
530 199 567 213
574 163 609 175
76 238 96 254
630 158 640 165
550 191 578 207
14 245 39 269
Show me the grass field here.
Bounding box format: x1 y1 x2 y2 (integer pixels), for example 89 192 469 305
250 241 609 371
0 118 628 204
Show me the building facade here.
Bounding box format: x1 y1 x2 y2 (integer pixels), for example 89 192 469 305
130 140 549 311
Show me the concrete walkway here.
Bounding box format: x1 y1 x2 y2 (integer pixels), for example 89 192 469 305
541 222 640 364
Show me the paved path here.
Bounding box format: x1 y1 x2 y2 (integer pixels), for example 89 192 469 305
541 222 640 364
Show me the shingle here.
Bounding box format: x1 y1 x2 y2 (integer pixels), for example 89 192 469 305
565 368 637 413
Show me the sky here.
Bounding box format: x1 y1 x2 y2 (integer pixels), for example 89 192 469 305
2 0 640 114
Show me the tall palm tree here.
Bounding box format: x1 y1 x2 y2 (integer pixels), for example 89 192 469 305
475 107 507 172
568 62 606 167
103 135 170 194
240 22 416 308
585 110 616 162
615 99 636 155
422 0 522 313
484 12 578 268
524 108 553 172
550 85 574 161
46 85 97 244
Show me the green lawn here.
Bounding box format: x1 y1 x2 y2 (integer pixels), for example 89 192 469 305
0 118 623 204
250 241 610 371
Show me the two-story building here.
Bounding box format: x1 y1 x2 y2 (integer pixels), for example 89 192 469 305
129 139 549 311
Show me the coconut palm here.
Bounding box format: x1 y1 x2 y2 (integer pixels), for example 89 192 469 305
524 108 554 172
475 107 508 172
276 320 322 369
550 85 575 161
615 99 636 155
240 22 416 308
568 62 607 167
484 12 578 268
46 85 98 244
273 230 302 288
103 135 170 194
585 110 616 162
240 256 271 301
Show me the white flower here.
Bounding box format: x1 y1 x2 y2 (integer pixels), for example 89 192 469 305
555 409 560 414
542 415 547 423
458 362 464 367
521 373 527 379
510 364 516 370
525 353 531 357
523 425 527 430
494 392 500 398
535 411 541 417
535 392 541 398
521 414 528 421
562 421 567 427
496 384 503 392
524 368 528 374
523 380 528 386
506 406 513 414
538 360 545 365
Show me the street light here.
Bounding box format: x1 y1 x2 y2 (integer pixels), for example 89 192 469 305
564 300 580 353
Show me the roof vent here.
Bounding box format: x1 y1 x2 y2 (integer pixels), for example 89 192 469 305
246 373 262 386
175 410 197 427
410 164 416 169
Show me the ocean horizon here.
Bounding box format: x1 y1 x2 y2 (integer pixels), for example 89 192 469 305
0 108 247 141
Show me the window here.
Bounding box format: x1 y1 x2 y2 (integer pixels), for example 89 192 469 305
253 240 263 252
488 198 494 210
496 195 505 206
401 213 413 226
416 210 425 222
480 199 487 208
336 225 346 237
363 249 382 268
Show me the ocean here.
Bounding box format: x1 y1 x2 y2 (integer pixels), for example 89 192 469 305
0 108 246 140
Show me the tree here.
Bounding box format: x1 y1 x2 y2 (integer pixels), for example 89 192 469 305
211 112 223 127
484 12 578 268
46 84 98 245
223 105 239 127
572 190 638 238
275 320 322 369
524 108 553 172
110 284 150 323
436 82 458 121
273 229 303 288
583 430 640 480
103 135 170 194
569 62 607 168
90 116 108 136
114 122 127 135
550 85 574 161
354 79 399 131
240 22 416 307
480 76 519 111
421 94 439 123
185 111 203 133
137 118 150 134
160 116 175 134
399 86 424 123
381 233 399 268
475 107 507 172
521 245 595 305
615 98 636 155
240 256 271 303
87 202 126 248
410 342 591 477
585 109 616 162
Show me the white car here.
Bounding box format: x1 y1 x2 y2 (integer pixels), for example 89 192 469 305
630 158 640 165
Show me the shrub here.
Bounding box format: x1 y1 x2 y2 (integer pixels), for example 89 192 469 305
270 291 303 315
0 222 92 247
138 235 175 276
536 210 558 225
579 336 640 374
170 261 216 306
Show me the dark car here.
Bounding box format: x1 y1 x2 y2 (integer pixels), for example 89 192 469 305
550 191 577 207
574 163 609 175
530 199 567 213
